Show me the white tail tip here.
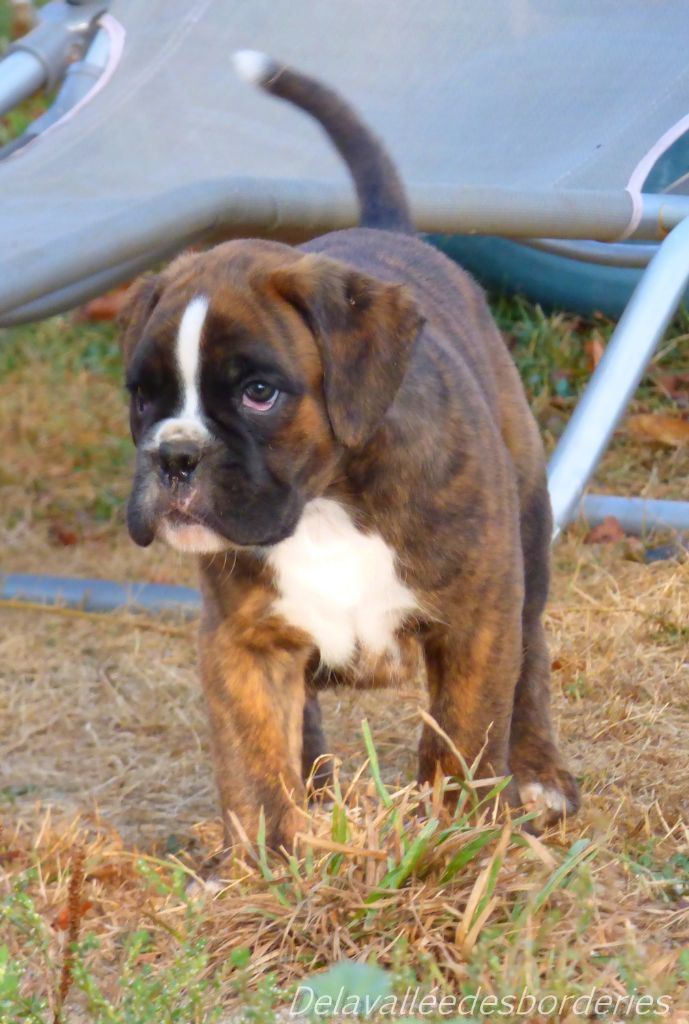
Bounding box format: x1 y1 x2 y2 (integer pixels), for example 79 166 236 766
233 49 275 86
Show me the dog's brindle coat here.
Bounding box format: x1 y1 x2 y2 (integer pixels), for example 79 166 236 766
120 53 579 849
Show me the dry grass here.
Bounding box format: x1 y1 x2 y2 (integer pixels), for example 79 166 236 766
2 307 689 1020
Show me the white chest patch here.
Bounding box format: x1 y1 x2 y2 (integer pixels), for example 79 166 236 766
267 498 419 668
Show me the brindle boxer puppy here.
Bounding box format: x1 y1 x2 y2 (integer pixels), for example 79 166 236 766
120 52 579 850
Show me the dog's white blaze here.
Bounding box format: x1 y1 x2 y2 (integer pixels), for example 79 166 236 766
149 296 211 448
267 498 419 667
177 296 208 419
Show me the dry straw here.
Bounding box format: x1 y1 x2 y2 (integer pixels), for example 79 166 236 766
1 315 688 1012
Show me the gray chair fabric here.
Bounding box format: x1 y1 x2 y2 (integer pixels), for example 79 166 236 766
2 0 689 322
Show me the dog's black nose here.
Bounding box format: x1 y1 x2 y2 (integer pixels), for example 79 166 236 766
157 440 202 485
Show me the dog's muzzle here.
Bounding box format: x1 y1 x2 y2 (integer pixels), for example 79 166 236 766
128 436 231 553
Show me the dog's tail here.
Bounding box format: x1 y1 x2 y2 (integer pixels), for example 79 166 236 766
233 50 414 234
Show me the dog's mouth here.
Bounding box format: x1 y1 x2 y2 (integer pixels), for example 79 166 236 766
158 507 231 554
163 507 202 528
158 509 298 554
127 459 305 553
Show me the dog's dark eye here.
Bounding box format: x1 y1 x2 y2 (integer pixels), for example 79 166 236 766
134 386 149 416
242 382 279 412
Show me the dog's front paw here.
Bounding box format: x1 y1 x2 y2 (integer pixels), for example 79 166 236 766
517 768 580 830
259 805 304 854
186 875 227 901
219 802 305 857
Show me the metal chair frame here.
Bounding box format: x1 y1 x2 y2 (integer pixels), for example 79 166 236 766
2 1 689 612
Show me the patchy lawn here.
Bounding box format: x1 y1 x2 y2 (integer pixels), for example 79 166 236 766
1 299 689 1022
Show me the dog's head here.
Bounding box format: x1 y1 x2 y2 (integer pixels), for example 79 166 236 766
120 240 422 553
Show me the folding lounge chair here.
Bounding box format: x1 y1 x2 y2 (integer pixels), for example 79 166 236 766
2 0 689 612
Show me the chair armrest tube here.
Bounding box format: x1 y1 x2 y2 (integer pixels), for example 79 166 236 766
0 573 201 615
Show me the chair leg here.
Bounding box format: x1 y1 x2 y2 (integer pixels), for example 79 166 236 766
582 494 689 534
0 573 200 615
548 215 689 537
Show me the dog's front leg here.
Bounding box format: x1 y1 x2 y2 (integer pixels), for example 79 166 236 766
199 626 311 853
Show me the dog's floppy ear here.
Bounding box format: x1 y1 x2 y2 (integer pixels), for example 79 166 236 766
271 254 423 448
118 274 162 365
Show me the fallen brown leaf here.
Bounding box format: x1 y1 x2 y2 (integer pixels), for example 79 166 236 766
626 413 689 446
654 372 689 399
76 285 131 322
48 523 79 547
53 900 93 931
584 516 625 544
86 863 134 886
551 656 586 673
11 2 35 38
585 336 605 370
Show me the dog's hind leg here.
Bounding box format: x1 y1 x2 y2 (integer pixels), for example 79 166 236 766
508 487 580 827
509 620 579 827
301 688 333 794
418 570 524 809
